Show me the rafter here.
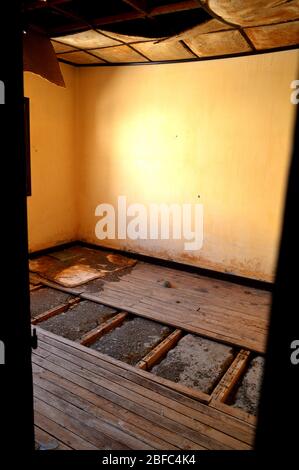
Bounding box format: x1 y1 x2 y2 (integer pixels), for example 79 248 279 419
49 12 145 37
151 0 200 16
122 0 148 14
23 0 71 11
41 0 207 37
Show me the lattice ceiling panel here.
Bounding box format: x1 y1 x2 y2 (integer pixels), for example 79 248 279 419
54 29 121 48
245 21 299 50
133 39 196 61
91 45 149 63
23 0 299 66
56 50 107 64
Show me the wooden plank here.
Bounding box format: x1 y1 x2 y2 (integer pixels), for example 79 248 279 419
82 292 264 352
30 283 42 292
140 370 211 404
103 272 270 322
40 330 207 409
33 347 50 360
31 303 69 325
34 359 202 450
33 336 251 449
134 294 267 333
38 336 211 407
35 329 255 445
68 297 82 308
39 329 210 405
77 260 270 353
151 0 199 16
136 360 147 370
34 425 72 450
209 400 257 426
34 396 129 450
130 294 265 337
34 373 181 450
122 0 147 15
33 354 244 450
34 408 98 450
136 329 183 370
35 385 154 450
118 276 270 323
127 261 262 289
125 262 271 304
31 297 81 325
210 350 251 404
79 311 128 346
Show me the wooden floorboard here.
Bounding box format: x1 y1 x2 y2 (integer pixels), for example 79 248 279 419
35 334 253 444
34 424 72 450
33 329 255 451
80 262 270 352
34 407 99 450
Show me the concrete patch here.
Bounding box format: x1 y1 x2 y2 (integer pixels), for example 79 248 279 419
151 334 235 393
30 287 74 318
232 355 264 416
90 317 172 365
38 300 117 341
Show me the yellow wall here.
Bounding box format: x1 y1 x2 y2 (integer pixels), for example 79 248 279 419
24 63 78 251
76 51 298 282
25 51 298 281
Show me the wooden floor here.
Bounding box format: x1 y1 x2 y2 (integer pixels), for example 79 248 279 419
82 262 271 353
33 328 255 451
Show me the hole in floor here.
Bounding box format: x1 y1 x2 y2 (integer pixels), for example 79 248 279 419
90 316 172 366
30 287 74 319
32 298 117 342
228 355 265 416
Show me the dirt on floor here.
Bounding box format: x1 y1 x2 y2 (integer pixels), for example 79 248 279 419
38 300 117 341
232 355 265 416
29 245 137 288
90 316 172 365
30 287 74 318
151 334 235 394
78 266 136 295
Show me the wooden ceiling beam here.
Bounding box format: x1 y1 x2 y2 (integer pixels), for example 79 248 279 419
121 0 148 14
49 12 145 37
151 0 200 16
92 11 145 26
24 0 71 11
49 22 93 36
25 0 207 37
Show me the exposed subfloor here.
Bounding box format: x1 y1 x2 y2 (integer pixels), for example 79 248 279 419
30 287 74 319
152 334 235 394
231 356 265 416
33 283 264 418
37 300 117 342
33 328 255 450
90 316 172 366
30 245 271 353
30 244 269 432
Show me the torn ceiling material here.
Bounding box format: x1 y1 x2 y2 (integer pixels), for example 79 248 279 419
23 1 299 66
23 29 65 86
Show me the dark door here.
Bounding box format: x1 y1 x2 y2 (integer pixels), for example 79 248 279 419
0 2 35 455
